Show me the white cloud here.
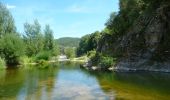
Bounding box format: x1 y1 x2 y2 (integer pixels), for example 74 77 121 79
6 4 16 9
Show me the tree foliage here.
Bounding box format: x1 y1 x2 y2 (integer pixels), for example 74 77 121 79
0 2 59 66
44 25 54 51
56 37 80 47
0 3 25 65
0 3 16 37
77 31 101 56
64 47 76 59
23 21 59 58
105 0 147 37
78 0 170 68
23 20 44 56
0 34 24 65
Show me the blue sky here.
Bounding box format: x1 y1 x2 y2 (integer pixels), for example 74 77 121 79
1 0 119 38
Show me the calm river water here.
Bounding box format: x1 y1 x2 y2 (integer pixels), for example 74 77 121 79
0 62 170 100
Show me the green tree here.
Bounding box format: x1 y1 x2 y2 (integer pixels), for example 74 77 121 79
24 20 44 56
88 31 101 50
77 31 101 56
52 41 60 56
0 34 25 65
56 37 80 47
106 0 146 37
77 34 90 56
44 24 54 51
0 3 16 37
64 47 76 59
0 3 24 65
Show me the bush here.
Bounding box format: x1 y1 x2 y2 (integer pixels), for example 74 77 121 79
35 51 51 61
0 34 25 65
77 56 87 60
99 56 114 69
88 50 99 66
19 56 34 65
0 57 6 69
87 50 96 59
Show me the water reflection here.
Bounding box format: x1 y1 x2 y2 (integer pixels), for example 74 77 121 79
0 69 25 100
19 67 59 100
0 63 170 100
53 62 110 100
0 65 59 100
83 70 170 100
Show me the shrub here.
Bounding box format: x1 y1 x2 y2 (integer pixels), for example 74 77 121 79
88 50 99 66
0 57 6 69
35 51 51 61
0 34 25 65
77 56 86 60
99 56 114 69
19 56 34 65
87 50 96 59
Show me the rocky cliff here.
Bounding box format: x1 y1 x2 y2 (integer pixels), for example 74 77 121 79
114 3 170 72
96 2 170 72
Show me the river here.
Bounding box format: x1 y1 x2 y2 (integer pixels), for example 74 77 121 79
0 62 170 100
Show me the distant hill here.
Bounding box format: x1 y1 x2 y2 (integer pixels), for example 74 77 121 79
56 37 80 47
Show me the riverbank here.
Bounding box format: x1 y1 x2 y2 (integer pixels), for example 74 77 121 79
58 55 88 63
81 61 170 73
20 55 87 67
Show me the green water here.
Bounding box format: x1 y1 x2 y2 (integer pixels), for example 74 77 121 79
0 62 170 100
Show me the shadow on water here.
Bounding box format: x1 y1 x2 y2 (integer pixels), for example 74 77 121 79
0 69 25 100
81 68 170 100
21 67 59 100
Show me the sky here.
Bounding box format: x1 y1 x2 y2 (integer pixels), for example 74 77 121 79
1 0 119 39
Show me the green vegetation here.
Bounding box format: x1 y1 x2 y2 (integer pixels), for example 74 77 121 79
99 56 115 69
64 47 76 59
0 33 25 65
56 37 80 47
23 20 43 56
77 31 101 56
0 3 59 68
0 3 16 37
23 21 59 66
34 51 51 61
0 0 169 70
0 0 169 99
36 60 49 68
0 57 6 69
77 0 170 69
56 37 80 57
23 20 58 58
87 50 96 59
0 3 24 65
19 56 34 65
